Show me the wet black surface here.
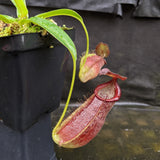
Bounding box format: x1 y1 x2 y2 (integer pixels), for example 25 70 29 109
52 103 160 160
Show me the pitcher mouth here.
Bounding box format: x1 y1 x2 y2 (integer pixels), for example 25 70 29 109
94 78 121 102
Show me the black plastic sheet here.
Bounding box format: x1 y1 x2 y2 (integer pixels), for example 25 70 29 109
0 0 135 17
1 0 160 17
134 0 160 18
23 0 137 16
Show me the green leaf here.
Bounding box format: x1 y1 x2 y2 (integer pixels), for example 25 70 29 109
0 14 15 23
36 9 89 57
10 0 28 19
30 16 77 60
36 9 82 20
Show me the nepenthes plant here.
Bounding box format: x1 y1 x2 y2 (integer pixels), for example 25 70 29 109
0 0 127 149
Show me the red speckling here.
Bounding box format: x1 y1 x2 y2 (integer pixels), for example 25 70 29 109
53 79 121 148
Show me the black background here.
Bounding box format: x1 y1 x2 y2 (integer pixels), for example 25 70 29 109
0 0 160 106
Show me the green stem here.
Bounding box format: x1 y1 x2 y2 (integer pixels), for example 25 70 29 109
35 10 90 132
52 57 76 134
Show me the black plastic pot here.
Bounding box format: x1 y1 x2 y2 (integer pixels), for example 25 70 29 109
0 113 57 160
0 30 74 131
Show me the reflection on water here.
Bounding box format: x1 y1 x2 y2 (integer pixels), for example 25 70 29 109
51 103 160 160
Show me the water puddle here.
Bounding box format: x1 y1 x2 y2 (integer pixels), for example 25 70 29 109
51 103 160 160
